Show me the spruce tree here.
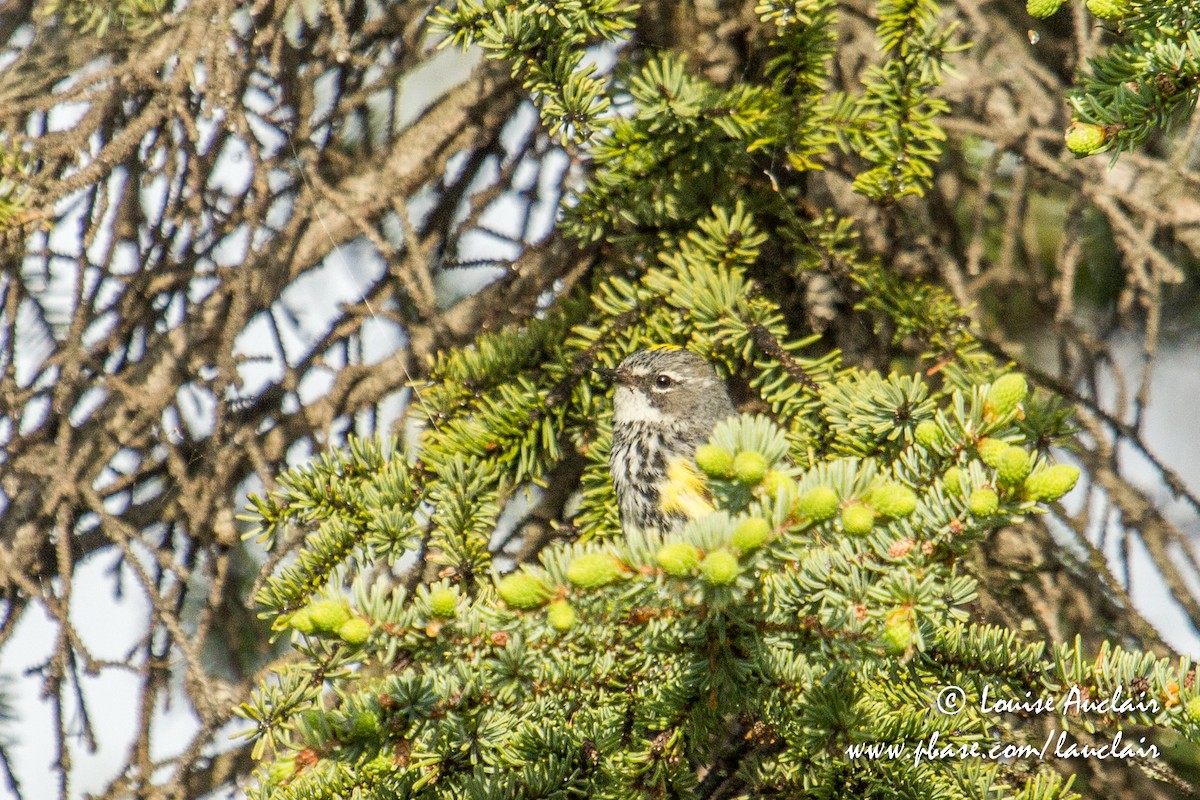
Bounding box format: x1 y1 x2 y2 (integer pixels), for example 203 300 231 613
5 0 1199 795
236 3 1200 799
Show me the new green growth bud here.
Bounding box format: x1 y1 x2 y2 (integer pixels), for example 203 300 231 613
546 600 577 632
1024 464 1081 502
497 573 552 609
428 587 459 618
1026 0 1063 19
338 617 372 645
1085 0 1131 20
913 421 941 448
793 486 840 521
350 711 379 739
567 553 626 588
883 609 917 655
731 517 771 551
307 599 352 634
762 470 794 498
1065 122 1108 156
869 482 918 518
943 466 966 497
732 450 769 485
1187 696 1200 721
695 444 734 478
996 445 1033 486
968 488 1000 517
701 550 739 585
841 503 876 535
656 542 701 577
987 373 1028 417
977 437 1008 468
287 607 316 635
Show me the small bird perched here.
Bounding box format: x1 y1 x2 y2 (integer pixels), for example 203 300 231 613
602 347 735 533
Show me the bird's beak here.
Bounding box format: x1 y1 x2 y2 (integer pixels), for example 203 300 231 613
594 366 632 386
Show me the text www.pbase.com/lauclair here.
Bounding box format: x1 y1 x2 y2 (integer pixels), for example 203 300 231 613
846 683 1163 767
846 728 1159 768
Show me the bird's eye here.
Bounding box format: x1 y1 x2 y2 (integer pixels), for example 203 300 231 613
654 374 673 389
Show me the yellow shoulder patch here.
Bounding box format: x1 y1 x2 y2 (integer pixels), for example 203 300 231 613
659 458 714 520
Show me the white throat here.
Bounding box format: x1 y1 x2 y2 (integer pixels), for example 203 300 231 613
613 386 667 424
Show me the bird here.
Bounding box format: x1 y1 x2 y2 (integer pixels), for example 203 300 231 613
601 347 736 533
